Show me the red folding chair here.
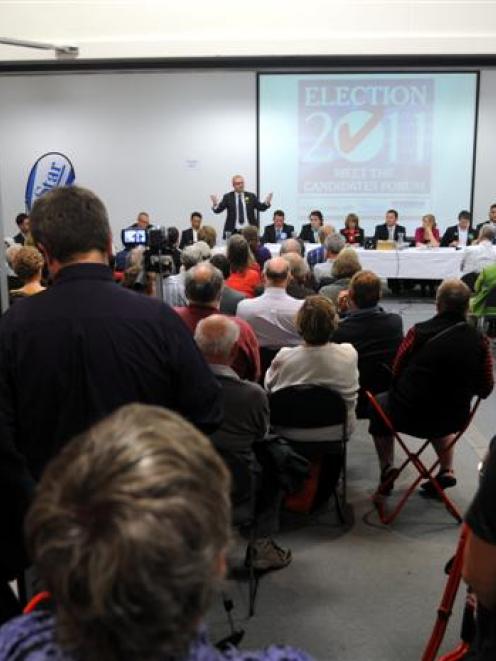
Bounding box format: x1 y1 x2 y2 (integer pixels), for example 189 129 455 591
365 391 481 525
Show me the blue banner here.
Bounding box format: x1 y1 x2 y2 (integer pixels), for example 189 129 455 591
25 152 75 211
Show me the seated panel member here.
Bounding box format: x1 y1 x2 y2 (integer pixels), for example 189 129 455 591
210 175 272 238
340 213 365 246
129 211 151 230
373 209 406 243
440 210 476 247
414 214 440 247
299 210 323 244
475 203 496 240
179 212 203 249
262 210 295 244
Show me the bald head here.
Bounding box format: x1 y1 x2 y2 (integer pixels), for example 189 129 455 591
280 238 304 257
194 314 240 365
436 279 470 316
184 262 223 306
264 257 290 288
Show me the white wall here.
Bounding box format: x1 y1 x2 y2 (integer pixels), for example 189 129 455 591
473 69 496 223
0 66 495 239
0 71 257 239
1 1 496 59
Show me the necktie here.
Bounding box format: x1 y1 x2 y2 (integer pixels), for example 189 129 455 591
238 194 245 225
388 226 394 241
276 230 281 242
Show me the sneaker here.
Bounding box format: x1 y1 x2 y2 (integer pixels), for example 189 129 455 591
379 465 399 496
420 470 457 498
246 538 292 572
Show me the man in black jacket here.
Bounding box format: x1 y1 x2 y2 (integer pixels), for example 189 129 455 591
373 208 406 243
262 209 295 244
211 174 272 237
475 203 496 241
369 279 493 494
333 270 403 415
299 210 323 243
179 211 202 249
13 213 30 245
0 186 223 613
440 210 476 247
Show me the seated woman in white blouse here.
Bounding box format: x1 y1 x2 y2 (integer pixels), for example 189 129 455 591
265 295 359 437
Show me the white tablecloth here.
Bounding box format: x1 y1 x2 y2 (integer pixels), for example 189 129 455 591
212 244 465 280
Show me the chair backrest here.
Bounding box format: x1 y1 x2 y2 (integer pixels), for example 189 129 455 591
461 271 478 292
483 283 496 310
269 385 347 429
259 347 278 384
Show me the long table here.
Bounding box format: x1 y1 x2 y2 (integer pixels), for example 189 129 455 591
262 245 465 280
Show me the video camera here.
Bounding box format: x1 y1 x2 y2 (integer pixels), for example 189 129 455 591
121 226 175 276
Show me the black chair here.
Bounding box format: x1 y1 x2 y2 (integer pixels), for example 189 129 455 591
268 385 348 523
461 271 478 292
217 448 259 617
259 347 278 385
355 349 397 418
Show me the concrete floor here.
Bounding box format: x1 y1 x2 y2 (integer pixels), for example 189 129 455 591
208 296 496 661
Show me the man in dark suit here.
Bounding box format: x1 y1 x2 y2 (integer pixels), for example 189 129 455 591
179 211 202 249
475 203 496 240
211 175 272 238
373 209 406 243
373 209 407 295
262 210 295 244
13 213 30 245
299 210 323 243
440 210 476 247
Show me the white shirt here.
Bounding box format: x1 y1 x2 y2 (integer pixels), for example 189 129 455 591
458 227 468 246
162 271 187 307
235 192 248 231
461 240 496 275
313 259 335 283
192 229 198 243
236 287 303 348
265 342 359 436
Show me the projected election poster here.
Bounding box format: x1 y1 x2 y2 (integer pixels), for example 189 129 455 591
259 73 477 234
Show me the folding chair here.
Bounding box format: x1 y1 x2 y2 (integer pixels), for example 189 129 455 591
355 348 397 419
269 385 348 523
366 390 481 525
259 347 278 385
217 448 259 617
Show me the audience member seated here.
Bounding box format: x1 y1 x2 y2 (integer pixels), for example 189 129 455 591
470 262 496 319
225 234 261 298
197 224 217 249
241 225 271 270
163 243 206 307
265 295 359 436
299 210 323 244
237 257 303 349
282 253 315 299
5 243 23 291
175 262 260 382
461 225 496 286
339 213 364 246
463 438 496 660
319 248 361 304
415 214 440 247
313 234 346 285
306 224 335 269
0 404 310 660
333 271 403 414
262 210 295 244
121 246 156 296
9 246 46 304
13 213 30 246
179 210 202 249
195 315 291 571
440 210 476 247
369 279 493 495
280 237 305 257
210 253 247 314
